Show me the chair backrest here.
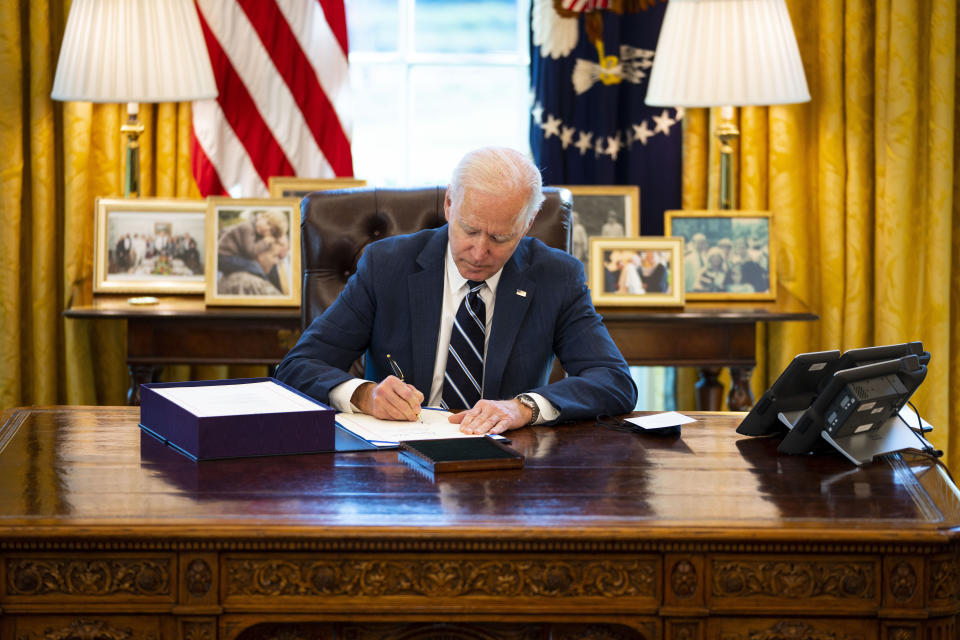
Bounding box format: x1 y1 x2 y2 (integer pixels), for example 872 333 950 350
299 186 572 329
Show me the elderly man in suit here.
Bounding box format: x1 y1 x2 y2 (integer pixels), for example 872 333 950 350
276 147 636 435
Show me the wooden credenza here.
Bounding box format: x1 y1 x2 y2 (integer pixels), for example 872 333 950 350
1 406 957 640
64 288 817 409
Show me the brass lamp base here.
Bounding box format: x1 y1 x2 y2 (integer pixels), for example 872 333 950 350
121 102 144 198
716 108 740 211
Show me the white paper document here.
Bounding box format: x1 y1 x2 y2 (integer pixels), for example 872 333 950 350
151 380 324 417
336 408 492 446
625 411 696 430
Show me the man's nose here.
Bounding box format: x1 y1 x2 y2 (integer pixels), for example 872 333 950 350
469 236 490 257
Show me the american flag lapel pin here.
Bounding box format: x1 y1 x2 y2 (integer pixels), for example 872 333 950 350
516 289 527 297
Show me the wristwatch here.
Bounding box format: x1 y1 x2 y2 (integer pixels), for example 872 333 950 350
515 393 540 425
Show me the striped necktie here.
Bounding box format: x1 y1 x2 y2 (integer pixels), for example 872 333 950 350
442 280 486 411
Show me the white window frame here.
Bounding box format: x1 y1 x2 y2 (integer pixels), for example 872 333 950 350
347 0 531 185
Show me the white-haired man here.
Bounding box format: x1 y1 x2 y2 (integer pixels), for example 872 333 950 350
277 147 636 434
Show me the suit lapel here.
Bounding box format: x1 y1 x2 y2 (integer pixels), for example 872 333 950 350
409 228 447 390
484 240 534 399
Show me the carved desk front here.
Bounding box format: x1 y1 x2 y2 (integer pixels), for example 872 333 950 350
1 407 957 640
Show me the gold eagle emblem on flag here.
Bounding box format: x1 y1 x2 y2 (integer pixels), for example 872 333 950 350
532 0 664 94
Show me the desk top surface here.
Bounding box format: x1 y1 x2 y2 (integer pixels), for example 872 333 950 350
65 286 817 323
0 407 955 545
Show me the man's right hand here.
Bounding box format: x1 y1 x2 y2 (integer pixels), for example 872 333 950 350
351 376 423 421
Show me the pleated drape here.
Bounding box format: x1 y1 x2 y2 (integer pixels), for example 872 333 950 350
1 0 70 408
1 0 211 409
682 0 959 464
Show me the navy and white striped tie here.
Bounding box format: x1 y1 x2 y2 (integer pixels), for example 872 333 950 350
442 280 486 411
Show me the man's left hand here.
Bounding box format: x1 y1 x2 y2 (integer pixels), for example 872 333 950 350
448 398 531 435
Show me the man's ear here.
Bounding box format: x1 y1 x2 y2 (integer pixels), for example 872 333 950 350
443 187 452 222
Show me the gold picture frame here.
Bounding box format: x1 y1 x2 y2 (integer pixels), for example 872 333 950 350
556 184 641 279
268 176 367 199
589 237 684 307
204 198 301 307
665 209 776 301
93 197 207 294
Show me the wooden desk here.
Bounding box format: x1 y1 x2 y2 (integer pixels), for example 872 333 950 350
1 406 957 640
65 290 816 409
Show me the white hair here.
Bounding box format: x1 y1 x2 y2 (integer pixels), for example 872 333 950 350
448 147 545 226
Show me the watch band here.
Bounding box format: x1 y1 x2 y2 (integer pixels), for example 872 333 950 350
515 393 540 425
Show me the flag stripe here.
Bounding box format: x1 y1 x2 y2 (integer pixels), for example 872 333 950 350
241 0 352 176
190 0 353 197
317 0 349 56
198 0 328 179
192 98 271 197
276 0 353 139
190 127 227 197
196 6 295 188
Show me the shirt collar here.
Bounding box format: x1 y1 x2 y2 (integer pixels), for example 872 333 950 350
445 244 503 296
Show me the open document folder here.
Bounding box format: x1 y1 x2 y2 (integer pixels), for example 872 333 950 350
336 408 506 448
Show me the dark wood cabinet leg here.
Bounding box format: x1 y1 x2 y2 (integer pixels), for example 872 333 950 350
128 364 162 405
728 365 755 411
695 367 723 411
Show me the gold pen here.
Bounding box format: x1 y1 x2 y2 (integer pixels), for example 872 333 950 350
386 354 422 422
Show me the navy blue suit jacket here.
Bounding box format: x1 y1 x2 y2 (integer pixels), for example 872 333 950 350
275 226 637 421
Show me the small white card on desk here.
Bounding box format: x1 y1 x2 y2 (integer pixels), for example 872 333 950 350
625 411 696 430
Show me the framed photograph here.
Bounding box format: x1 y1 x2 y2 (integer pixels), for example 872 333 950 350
665 210 775 301
557 185 640 279
589 237 684 307
268 176 367 199
205 198 301 307
93 197 207 294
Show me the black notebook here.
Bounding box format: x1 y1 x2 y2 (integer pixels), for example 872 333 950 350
399 436 524 473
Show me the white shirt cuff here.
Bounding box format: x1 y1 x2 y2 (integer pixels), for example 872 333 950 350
526 392 559 424
329 378 370 413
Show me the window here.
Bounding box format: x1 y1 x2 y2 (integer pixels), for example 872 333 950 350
345 0 531 186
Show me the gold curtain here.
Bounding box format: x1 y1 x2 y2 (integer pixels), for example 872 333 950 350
0 0 206 409
682 0 960 465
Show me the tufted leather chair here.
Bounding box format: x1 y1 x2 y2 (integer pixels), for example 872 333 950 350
298 186 572 379
299 186 573 329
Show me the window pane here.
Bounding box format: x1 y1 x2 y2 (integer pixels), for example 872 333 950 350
345 0 399 53
349 64 406 186
407 65 530 185
414 0 518 53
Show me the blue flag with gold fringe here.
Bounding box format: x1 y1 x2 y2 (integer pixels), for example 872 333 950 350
530 0 681 236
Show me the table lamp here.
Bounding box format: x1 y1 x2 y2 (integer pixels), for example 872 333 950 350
50 0 218 198
645 0 810 209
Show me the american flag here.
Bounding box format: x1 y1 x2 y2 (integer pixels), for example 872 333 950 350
558 0 611 12
191 0 354 197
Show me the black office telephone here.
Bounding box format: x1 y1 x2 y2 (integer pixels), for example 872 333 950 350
737 342 931 465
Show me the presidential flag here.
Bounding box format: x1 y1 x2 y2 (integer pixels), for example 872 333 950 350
191 0 354 197
530 0 681 235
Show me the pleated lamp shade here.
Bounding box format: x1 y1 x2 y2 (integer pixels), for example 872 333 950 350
51 0 217 103
645 0 810 107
